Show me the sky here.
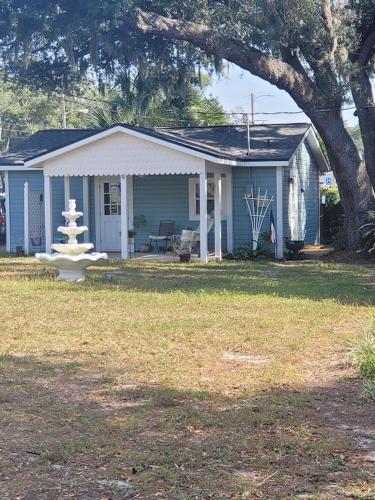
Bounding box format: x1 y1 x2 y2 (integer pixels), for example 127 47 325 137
207 64 358 127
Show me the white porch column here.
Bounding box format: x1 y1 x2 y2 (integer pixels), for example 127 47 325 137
214 171 222 260
4 171 10 252
23 182 29 255
226 170 233 253
276 166 284 259
44 175 52 253
126 175 134 231
64 176 70 211
120 175 129 260
199 172 208 264
82 176 89 243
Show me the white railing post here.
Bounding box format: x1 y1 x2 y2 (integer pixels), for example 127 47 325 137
24 181 29 255
276 166 284 259
83 176 89 243
4 171 10 252
120 175 129 259
44 175 52 253
214 171 222 260
199 172 208 263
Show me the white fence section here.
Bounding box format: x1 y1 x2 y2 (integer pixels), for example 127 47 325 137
24 182 44 255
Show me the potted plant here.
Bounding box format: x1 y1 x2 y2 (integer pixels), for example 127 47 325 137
172 236 192 263
128 215 146 252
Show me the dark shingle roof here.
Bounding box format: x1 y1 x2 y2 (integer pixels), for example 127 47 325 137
0 129 98 165
151 123 310 162
0 123 311 166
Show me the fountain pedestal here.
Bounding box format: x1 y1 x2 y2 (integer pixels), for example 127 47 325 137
36 199 108 281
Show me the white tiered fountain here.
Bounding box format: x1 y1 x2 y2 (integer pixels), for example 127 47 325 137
36 199 108 281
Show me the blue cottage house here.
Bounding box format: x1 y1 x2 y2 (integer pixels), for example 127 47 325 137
0 122 328 262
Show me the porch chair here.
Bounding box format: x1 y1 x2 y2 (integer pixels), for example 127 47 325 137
179 215 214 255
149 220 176 253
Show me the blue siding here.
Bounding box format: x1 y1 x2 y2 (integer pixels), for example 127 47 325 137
232 167 276 251
288 141 320 245
8 170 44 252
133 175 226 252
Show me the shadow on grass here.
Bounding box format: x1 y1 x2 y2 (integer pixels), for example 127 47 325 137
0 257 374 306
0 353 373 498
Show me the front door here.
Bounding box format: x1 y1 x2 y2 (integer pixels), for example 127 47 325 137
97 177 121 251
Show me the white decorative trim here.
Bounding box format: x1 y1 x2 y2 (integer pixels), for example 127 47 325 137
226 171 233 253
199 173 208 264
120 175 129 260
4 171 10 252
276 166 284 259
214 172 222 260
24 181 29 255
1 165 41 171
82 176 89 243
43 165 206 178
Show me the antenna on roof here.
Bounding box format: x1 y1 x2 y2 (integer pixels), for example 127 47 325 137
246 113 251 155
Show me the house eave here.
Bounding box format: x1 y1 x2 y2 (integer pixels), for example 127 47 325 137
23 124 291 171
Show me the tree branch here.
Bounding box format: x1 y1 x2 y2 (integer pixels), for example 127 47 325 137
356 23 375 67
121 9 321 109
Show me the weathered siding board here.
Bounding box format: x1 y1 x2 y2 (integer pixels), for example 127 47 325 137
288 140 320 244
133 174 226 252
232 167 277 251
8 170 44 252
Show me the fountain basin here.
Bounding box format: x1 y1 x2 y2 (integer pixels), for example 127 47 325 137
51 243 94 255
58 226 87 237
36 252 108 281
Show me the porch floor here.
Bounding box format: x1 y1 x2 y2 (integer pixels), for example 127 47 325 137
107 252 216 262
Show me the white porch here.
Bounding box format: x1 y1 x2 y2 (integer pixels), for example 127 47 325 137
42 170 233 264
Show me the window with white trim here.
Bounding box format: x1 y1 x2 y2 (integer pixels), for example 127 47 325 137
188 177 227 221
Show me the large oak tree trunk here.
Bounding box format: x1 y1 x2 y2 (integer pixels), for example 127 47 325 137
310 110 373 249
350 69 375 189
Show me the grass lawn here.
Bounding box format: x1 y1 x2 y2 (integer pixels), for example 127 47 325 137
0 257 375 498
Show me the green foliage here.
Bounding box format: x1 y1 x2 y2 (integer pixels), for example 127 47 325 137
359 211 375 254
353 329 375 380
321 187 340 206
0 80 92 151
331 227 347 252
361 381 375 402
320 187 344 246
225 234 273 261
80 79 227 129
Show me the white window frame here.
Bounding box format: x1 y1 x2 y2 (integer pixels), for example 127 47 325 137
188 176 227 221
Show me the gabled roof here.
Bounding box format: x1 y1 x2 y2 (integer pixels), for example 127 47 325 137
0 122 328 170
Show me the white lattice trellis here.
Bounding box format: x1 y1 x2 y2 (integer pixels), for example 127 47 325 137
25 190 44 251
243 188 273 252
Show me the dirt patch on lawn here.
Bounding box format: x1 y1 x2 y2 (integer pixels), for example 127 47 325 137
323 250 375 265
0 354 375 499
